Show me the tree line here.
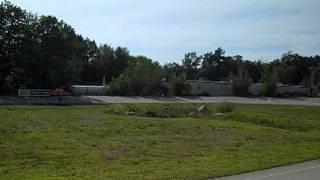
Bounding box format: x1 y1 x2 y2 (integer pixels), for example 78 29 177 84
1 1 320 96
1 1 131 94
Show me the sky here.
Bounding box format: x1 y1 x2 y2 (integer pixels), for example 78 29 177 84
8 0 320 64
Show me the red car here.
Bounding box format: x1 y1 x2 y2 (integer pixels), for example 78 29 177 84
49 88 72 96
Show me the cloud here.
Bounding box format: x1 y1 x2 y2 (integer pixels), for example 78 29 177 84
9 0 320 63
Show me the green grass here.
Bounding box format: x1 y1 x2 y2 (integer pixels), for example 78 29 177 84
0 104 319 179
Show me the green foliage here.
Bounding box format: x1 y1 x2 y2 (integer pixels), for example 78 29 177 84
260 65 278 97
215 102 236 113
107 56 163 96
276 52 312 85
0 2 87 90
181 52 200 80
111 103 236 118
232 68 252 96
171 75 191 96
1 1 320 96
200 48 227 81
199 91 210 96
302 64 320 87
0 1 130 93
0 104 320 179
163 63 184 82
0 1 31 93
95 45 130 83
260 79 278 97
128 56 163 95
107 74 132 96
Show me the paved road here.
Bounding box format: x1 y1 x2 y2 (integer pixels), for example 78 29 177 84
1 96 320 106
214 160 320 180
86 96 320 106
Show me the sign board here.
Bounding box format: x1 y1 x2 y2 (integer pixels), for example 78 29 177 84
18 89 30 96
18 89 50 97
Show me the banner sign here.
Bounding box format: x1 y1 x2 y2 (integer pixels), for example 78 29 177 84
18 89 50 97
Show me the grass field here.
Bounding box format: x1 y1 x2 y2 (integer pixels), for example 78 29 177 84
0 103 319 179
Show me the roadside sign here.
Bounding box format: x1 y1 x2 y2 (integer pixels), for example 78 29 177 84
18 89 50 97
18 89 30 96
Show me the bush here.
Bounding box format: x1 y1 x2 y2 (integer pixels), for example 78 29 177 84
215 102 236 113
260 75 278 97
106 57 164 96
199 91 210 96
129 57 163 95
260 66 278 97
107 74 132 96
232 68 252 96
172 75 191 96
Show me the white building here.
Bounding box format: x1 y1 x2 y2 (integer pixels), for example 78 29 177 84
186 80 316 96
71 85 107 95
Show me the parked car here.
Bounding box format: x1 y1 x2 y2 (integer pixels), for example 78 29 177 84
49 88 72 96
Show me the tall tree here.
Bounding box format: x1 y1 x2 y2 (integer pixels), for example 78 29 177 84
28 16 85 88
113 47 129 78
79 38 99 84
0 0 30 93
201 47 233 81
163 62 183 81
96 44 114 83
181 52 200 80
276 52 310 84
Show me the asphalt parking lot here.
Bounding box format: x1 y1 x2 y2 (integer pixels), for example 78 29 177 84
214 160 320 180
0 96 320 106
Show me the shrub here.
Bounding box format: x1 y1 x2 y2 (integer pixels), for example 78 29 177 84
128 57 163 95
260 74 278 97
106 57 164 96
171 75 191 96
232 68 252 96
107 74 132 96
215 102 236 113
199 91 210 96
260 66 278 97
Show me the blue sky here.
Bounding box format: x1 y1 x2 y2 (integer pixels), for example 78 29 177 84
8 0 320 64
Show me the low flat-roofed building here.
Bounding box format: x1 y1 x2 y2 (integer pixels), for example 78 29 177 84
179 80 317 96
72 85 107 95
187 80 233 96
